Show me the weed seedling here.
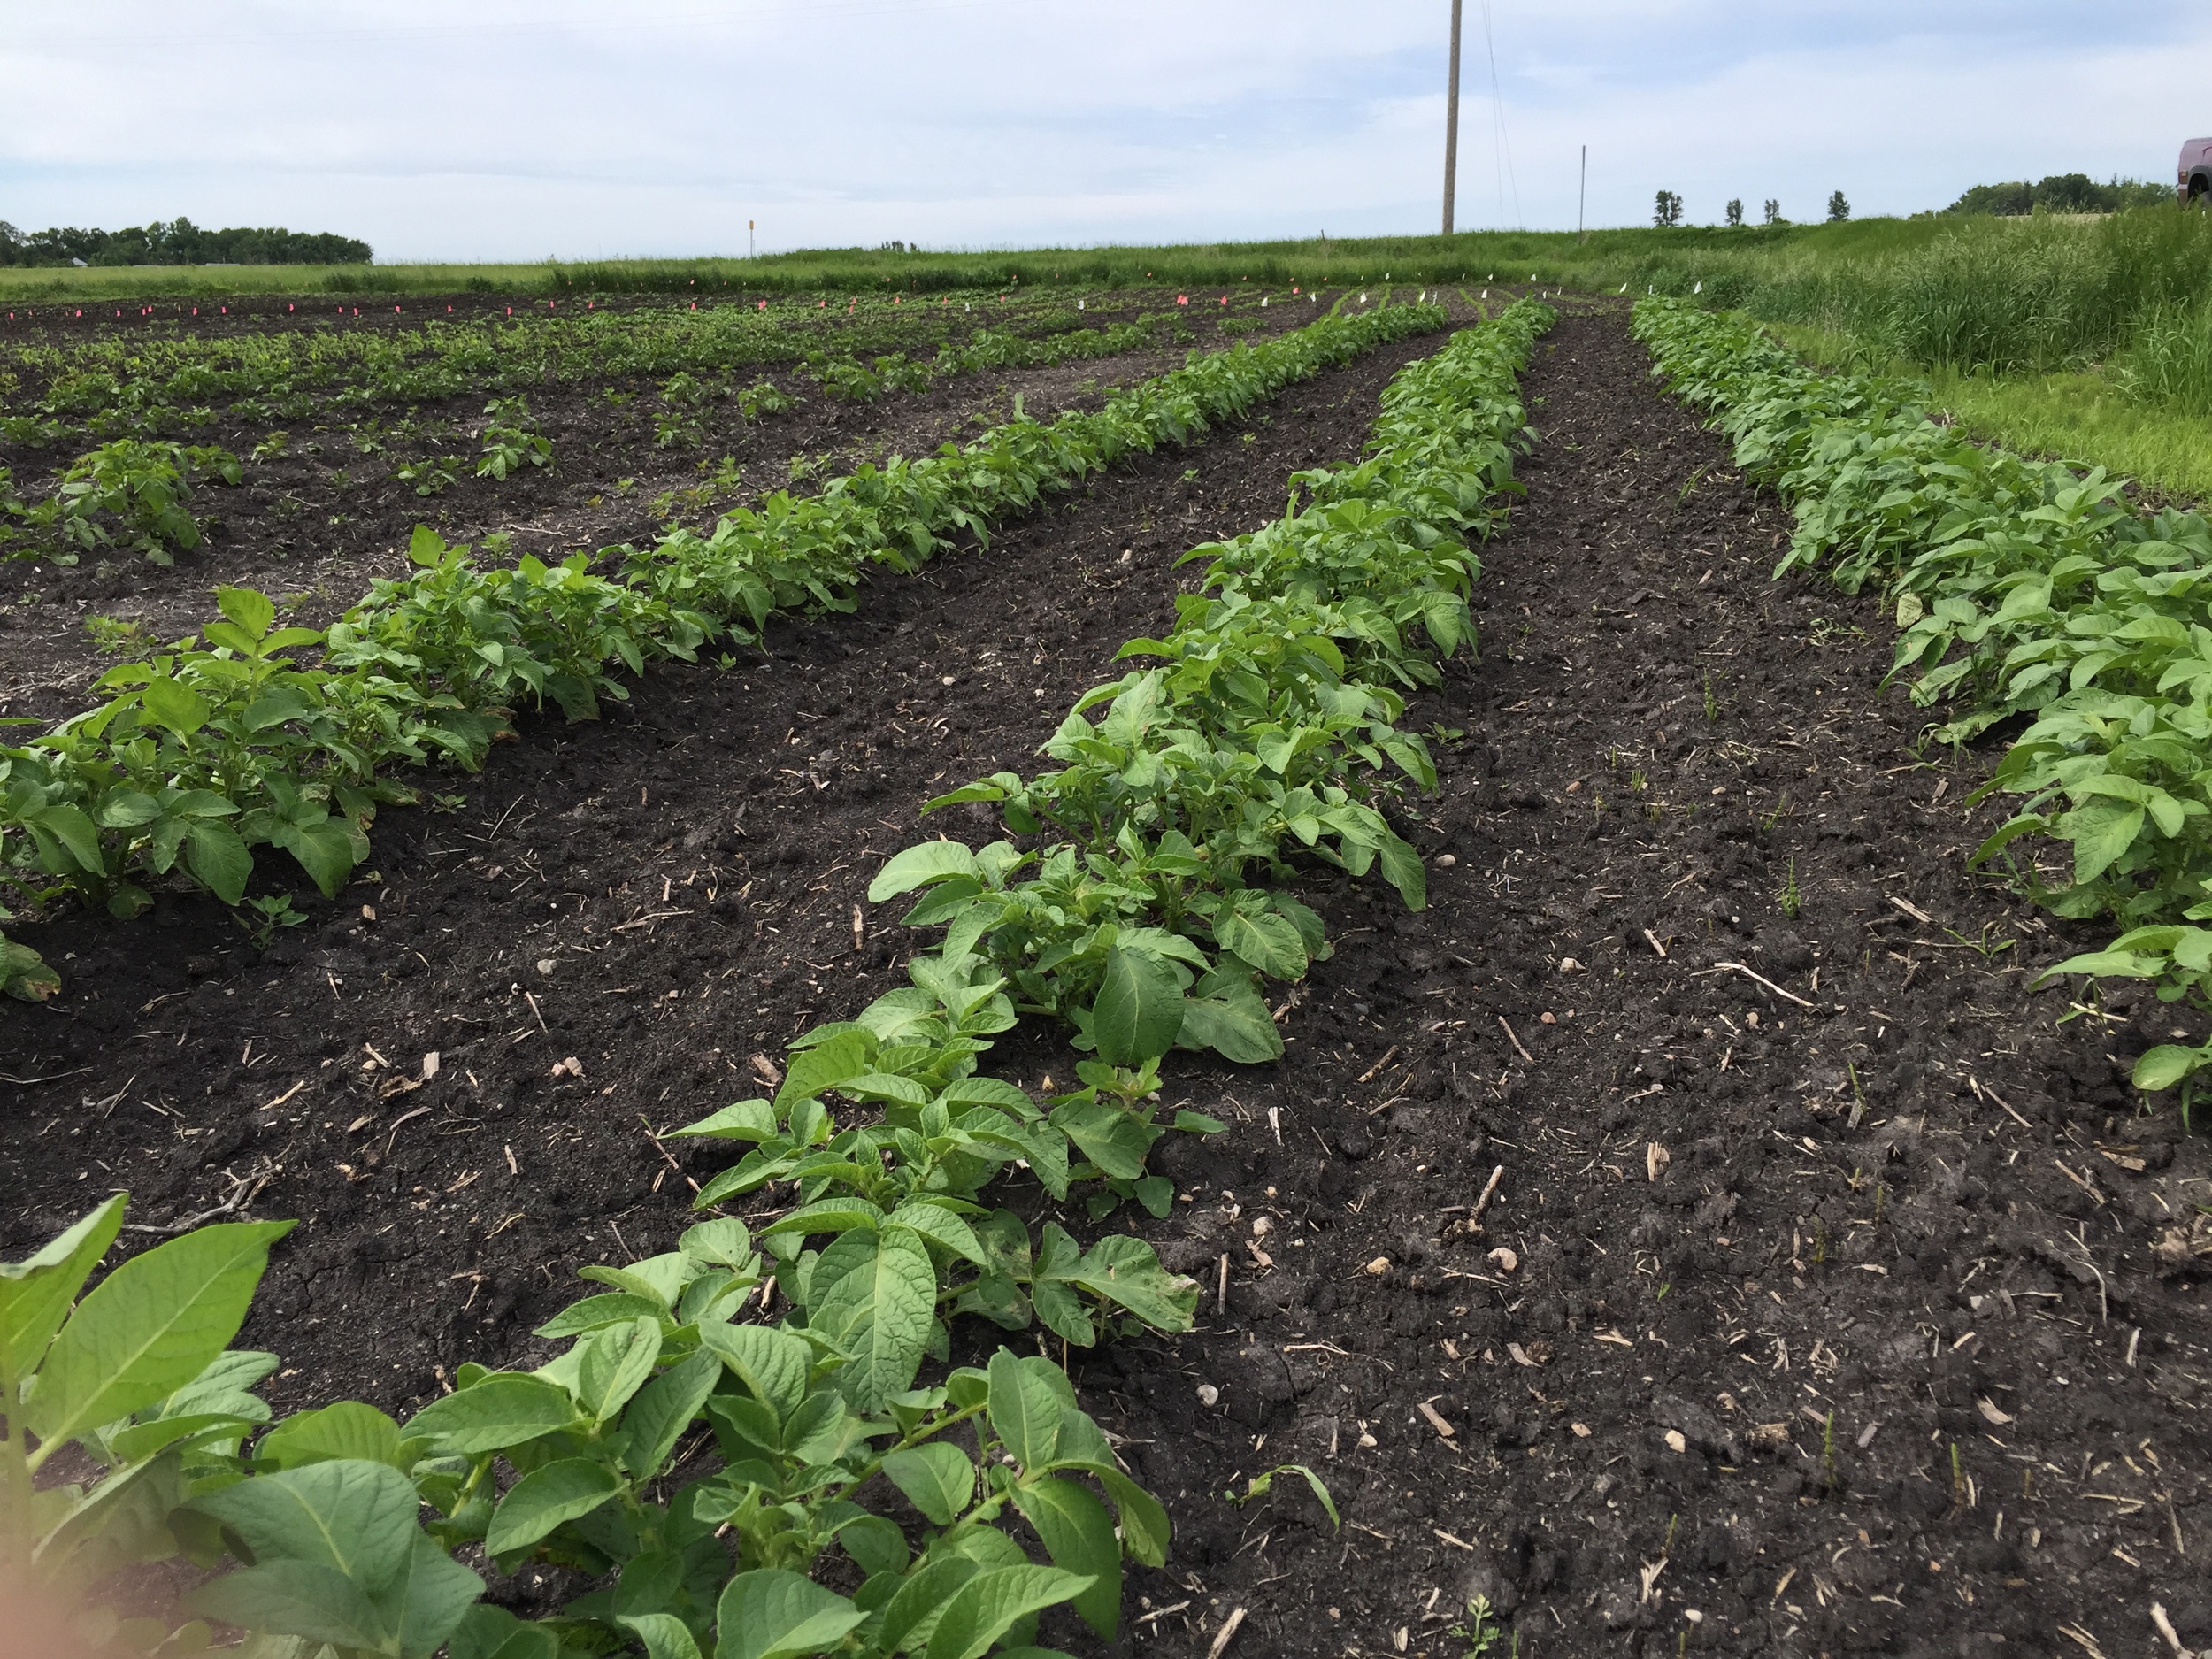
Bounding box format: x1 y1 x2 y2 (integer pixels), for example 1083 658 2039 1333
1702 672 1718 720
1779 857 1802 919
1451 1595 1502 1656
1223 1463 1340 1528
237 894 307 949
1950 1442 1967 1512
82 613 150 655
1944 922 2015 963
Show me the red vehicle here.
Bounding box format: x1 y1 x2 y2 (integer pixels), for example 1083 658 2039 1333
2182 138 2212 205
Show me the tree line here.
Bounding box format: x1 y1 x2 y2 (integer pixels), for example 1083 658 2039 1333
0 217 372 266
1944 174 2172 216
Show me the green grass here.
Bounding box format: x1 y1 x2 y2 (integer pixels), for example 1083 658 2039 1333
0 261 561 303
1764 319 2212 506
0 220 1978 303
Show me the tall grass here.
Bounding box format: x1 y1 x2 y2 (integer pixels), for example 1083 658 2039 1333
2121 300 2212 418
1610 208 2212 373
1767 319 2212 505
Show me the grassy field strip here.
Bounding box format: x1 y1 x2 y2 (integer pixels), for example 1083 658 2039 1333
1636 296 2212 1106
1763 316 2212 505
4 303 1551 1659
0 302 1447 999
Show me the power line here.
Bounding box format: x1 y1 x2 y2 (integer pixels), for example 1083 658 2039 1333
1479 0 1520 228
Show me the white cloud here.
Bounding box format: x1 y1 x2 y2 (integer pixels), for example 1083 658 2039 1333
0 0 2200 257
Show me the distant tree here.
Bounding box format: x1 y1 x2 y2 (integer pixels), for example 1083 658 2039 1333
1826 190 1851 222
1763 198 1784 226
1654 189 1684 228
1945 173 2171 216
2032 173 2104 213
1724 198 1744 227
1946 180 2035 216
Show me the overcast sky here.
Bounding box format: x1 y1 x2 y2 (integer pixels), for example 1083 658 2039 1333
1 1 2202 261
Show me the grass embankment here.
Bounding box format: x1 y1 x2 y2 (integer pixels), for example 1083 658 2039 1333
0 219 2040 304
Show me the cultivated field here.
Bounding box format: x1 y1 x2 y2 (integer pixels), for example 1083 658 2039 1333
3 275 2208 1659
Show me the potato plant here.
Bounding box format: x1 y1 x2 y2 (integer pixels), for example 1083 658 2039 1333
0 296 1192 480
4 932 1196 1659
5 437 241 565
474 396 553 480
1634 295 2212 1102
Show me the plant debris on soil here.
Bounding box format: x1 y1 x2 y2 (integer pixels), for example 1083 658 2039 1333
5 297 2210 1658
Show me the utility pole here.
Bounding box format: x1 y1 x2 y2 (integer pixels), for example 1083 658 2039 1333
1578 145 1586 241
1442 0 1463 235
749 219 756 259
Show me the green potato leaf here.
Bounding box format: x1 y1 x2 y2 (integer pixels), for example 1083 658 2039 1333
27 1218 292 1461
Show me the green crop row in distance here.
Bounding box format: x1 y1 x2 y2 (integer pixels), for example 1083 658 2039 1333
0 292 1220 467
1 302 1550 1659
0 296 1240 565
1634 296 2212 1111
0 300 1448 999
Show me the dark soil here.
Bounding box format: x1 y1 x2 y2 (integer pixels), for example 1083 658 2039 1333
6 301 2208 1658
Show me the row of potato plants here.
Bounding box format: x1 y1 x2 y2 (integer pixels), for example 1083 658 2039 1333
2 301 1551 1659
868 298 1555 1074
0 296 1200 457
0 302 1444 1000
0 303 1212 567
1632 296 2212 1101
